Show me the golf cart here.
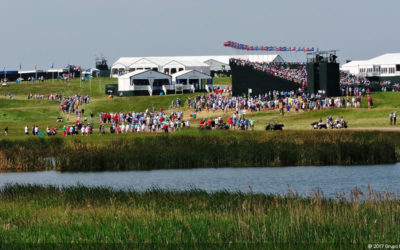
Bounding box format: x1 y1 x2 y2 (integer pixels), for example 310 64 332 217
265 123 284 131
311 122 327 129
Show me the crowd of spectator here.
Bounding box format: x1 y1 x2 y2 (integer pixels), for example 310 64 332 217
198 115 254 131
340 72 370 86
97 110 190 133
25 125 57 136
60 95 90 114
339 86 372 97
28 93 63 100
230 58 400 92
186 91 362 117
230 58 307 87
381 81 400 92
72 90 362 134
27 76 45 83
62 124 92 136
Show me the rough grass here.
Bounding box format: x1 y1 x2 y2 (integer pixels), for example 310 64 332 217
4 77 114 97
0 131 397 171
0 184 398 245
213 76 232 85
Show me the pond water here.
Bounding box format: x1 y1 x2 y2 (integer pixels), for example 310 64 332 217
0 163 399 198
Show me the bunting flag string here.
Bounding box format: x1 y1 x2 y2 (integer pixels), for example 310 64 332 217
223 41 317 52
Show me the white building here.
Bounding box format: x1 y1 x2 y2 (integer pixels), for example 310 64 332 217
117 69 214 96
118 70 172 96
111 55 283 78
81 68 100 77
172 70 212 91
341 53 400 79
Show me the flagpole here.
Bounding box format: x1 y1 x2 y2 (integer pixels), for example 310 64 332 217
51 63 54 84
99 73 101 94
68 65 70 86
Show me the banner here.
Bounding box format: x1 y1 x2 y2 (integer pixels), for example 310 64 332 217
223 41 316 52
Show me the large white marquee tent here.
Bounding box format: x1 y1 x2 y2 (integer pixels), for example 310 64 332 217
341 53 400 78
111 55 284 78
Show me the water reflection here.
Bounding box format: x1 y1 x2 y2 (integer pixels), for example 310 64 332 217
0 163 399 198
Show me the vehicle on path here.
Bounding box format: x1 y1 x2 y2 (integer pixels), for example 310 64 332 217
266 123 284 131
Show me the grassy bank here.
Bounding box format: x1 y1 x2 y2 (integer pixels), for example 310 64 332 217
0 184 398 245
0 77 202 136
0 78 399 135
0 131 398 171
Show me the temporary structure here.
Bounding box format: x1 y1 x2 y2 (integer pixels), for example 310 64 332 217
118 69 172 96
172 70 212 91
111 54 283 78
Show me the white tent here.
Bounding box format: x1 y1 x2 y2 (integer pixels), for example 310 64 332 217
111 54 284 78
204 59 229 72
367 53 400 65
172 70 212 91
82 68 100 77
127 58 159 72
110 63 127 76
118 70 172 95
162 60 210 75
18 70 44 74
340 53 400 77
47 69 66 73
172 70 211 83
340 61 368 75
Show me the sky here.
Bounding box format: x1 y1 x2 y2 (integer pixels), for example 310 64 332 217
1 0 399 70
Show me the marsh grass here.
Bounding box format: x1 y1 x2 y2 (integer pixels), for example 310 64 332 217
0 131 397 171
0 184 399 244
